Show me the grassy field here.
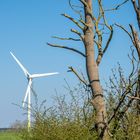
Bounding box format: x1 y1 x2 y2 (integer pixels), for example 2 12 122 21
0 132 21 140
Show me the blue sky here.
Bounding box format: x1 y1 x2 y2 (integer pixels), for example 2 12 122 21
0 0 138 127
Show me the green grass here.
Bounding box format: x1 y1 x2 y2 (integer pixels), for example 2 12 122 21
0 132 22 140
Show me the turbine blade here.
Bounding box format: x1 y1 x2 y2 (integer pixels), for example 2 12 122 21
10 52 30 77
22 79 32 107
31 72 59 78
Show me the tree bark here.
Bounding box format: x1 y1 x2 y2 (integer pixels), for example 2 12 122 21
131 0 140 30
130 25 140 59
84 0 109 139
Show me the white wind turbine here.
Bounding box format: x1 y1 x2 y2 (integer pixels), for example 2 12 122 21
10 52 59 130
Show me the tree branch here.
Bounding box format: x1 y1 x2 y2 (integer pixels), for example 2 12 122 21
129 24 140 59
68 66 88 86
95 1 113 65
79 19 89 28
105 0 129 12
71 28 84 41
96 26 113 65
61 13 84 30
68 0 83 20
52 36 81 41
80 0 88 7
131 0 140 29
115 23 134 44
47 43 86 57
103 26 113 54
80 0 96 21
127 95 140 100
95 21 103 65
108 79 137 124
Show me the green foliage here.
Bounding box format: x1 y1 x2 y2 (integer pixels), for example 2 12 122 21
21 83 98 140
22 118 96 140
20 62 140 140
108 113 140 140
105 63 140 140
20 79 140 140
0 132 21 140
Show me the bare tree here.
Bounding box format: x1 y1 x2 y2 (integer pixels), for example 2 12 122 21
47 0 133 139
47 0 114 139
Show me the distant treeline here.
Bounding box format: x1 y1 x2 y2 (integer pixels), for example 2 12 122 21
0 128 18 132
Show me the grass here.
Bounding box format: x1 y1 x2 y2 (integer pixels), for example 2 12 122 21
0 131 21 140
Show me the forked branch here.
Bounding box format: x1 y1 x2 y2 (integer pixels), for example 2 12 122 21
96 26 113 65
80 0 96 21
95 1 113 65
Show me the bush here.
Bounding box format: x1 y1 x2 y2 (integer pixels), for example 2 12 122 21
21 83 98 140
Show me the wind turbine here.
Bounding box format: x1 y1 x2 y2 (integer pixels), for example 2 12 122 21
10 52 59 130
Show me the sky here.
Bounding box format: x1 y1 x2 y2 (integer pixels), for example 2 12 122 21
0 0 138 128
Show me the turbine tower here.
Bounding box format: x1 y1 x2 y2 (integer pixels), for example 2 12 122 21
10 52 59 130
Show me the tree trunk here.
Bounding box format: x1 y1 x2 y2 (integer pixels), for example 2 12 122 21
84 0 109 139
